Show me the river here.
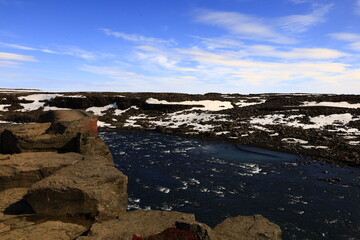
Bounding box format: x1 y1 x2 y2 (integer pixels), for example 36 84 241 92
100 130 360 240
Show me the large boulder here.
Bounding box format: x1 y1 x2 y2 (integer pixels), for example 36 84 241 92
0 152 83 191
0 221 87 240
212 214 282 240
78 210 197 240
26 156 127 219
0 123 78 154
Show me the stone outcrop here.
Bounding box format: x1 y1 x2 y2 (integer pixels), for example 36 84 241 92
0 221 87 240
0 110 282 240
0 152 83 191
26 155 128 219
212 214 282 240
78 210 197 240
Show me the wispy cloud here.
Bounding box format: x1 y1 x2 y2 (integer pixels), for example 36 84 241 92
289 0 311 4
240 45 348 59
356 0 360 15
194 9 296 44
0 52 36 62
100 28 175 45
279 4 333 33
0 41 113 61
330 32 360 51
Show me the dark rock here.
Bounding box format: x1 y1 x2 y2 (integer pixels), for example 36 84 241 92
26 156 128 219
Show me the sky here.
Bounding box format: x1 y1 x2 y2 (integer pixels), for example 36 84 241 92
0 0 360 94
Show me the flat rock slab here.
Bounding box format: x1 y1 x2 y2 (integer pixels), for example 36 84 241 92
0 122 79 154
0 188 36 234
79 210 196 240
0 220 86 240
213 214 282 240
26 156 127 219
0 152 83 191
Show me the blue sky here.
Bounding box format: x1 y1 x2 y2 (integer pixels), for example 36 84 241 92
1 0 360 93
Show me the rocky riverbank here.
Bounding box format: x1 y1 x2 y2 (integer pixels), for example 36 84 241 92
0 91 359 167
0 110 282 240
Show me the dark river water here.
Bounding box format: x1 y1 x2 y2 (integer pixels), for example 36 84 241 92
100 131 360 240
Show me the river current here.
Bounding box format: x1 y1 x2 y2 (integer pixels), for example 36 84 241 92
100 131 360 240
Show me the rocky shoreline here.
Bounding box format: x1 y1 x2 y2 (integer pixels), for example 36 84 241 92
0 110 282 240
0 91 358 167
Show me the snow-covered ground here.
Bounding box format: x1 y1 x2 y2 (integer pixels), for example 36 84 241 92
301 101 360 109
18 94 64 112
146 98 233 111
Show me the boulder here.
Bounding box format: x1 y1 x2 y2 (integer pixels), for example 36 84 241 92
0 221 87 240
212 214 282 240
143 221 212 240
0 123 78 154
39 110 98 134
79 210 196 240
26 156 127 219
0 152 83 191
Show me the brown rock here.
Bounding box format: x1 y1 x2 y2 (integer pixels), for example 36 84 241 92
77 132 113 161
0 123 79 154
0 220 87 240
79 210 196 240
0 188 35 233
213 214 282 240
0 152 83 191
26 156 127 219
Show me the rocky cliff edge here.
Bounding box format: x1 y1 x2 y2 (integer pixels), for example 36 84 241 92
0 110 282 240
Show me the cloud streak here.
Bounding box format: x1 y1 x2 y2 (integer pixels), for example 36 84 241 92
194 9 296 44
0 52 36 62
330 32 360 51
279 4 333 33
100 28 175 45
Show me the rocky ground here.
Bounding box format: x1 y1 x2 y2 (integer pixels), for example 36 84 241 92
0 89 359 167
0 109 282 240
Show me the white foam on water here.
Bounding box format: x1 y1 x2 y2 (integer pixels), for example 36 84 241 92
157 186 171 193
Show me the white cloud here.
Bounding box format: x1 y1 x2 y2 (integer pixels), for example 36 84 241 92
242 45 348 59
0 52 36 62
289 0 311 4
194 9 296 44
100 28 175 45
0 42 36 50
279 4 333 33
330 32 360 41
0 41 113 61
330 32 360 51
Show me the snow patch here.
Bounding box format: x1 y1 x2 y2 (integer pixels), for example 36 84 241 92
302 101 360 109
146 98 233 111
18 94 63 111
